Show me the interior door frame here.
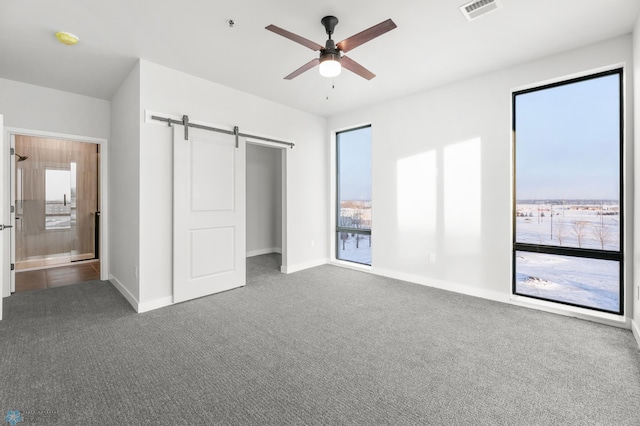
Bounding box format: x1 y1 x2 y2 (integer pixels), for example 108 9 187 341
246 139 288 271
3 127 109 299
1 114 4 320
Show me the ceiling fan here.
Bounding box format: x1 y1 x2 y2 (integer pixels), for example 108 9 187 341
265 16 397 80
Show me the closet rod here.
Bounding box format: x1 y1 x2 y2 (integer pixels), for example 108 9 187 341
151 115 295 148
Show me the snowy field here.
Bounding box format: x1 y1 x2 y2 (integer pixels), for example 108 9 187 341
516 202 619 250
337 233 371 265
516 202 620 312
515 251 619 312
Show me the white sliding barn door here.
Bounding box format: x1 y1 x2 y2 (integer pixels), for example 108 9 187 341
173 126 246 303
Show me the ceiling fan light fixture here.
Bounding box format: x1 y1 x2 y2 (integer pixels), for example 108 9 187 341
266 16 396 80
319 53 341 78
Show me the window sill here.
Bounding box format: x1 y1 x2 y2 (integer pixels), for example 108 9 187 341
509 294 629 329
329 259 372 272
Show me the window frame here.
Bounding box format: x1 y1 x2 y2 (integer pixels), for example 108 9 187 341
335 125 372 266
511 68 624 315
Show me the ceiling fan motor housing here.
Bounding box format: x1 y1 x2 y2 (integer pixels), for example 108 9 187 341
321 38 341 63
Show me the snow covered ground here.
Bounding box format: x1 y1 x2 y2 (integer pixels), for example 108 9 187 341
515 202 620 312
515 251 619 312
515 202 619 250
337 233 371 265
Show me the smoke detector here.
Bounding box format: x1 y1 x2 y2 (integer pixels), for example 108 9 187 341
460 0 502 21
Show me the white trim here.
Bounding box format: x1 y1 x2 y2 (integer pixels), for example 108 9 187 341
336 262 631 330
109 275 139 312
0 113 3 321
372 266 509 304
138 296 173 314
632 319 640 349
281 258 328 274
110 274 174 313
5 126 107 145
510 295 629 329
329 259 371 272
280 147 288 273
247 248 282 257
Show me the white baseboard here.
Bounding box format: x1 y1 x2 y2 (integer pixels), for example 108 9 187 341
138 296 173 313
372 266 509 304
247 247 282 257
109 274 139 312
109 274 173 313
281 258 328 274
369 266 630 330
632 319 640 349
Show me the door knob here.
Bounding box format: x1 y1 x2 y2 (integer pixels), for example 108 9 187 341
1 224 13 230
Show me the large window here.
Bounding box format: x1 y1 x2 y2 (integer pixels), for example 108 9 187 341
336 126 372 265
513 69 623 314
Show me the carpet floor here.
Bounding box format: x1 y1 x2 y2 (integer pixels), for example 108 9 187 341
1 254 639 425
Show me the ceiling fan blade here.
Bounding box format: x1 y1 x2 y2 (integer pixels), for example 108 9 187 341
336 19 397 53
341 56 376 80
284 58 320 80
265 25 324 51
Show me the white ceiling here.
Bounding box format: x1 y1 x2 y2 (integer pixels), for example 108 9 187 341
1 0 639 118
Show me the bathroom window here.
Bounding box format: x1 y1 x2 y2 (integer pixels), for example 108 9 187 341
45 168 72 230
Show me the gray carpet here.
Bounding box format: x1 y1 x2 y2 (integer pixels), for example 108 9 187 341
1 253 639 425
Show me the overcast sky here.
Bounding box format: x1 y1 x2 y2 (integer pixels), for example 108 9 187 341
515 73 620 201
337 126 372 201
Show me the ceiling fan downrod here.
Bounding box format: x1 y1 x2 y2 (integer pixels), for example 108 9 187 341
321 16 339 38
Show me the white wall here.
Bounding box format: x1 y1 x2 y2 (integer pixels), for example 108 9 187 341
633 17 640 345
0 78 110 138
328 35 635 323
0 78 110 303
247 143 282 257
109 62 141 306
138 60 327 306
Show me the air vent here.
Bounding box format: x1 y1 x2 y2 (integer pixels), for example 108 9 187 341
460 0 502 21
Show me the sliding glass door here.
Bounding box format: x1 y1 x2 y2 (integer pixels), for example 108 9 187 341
512 69 623 314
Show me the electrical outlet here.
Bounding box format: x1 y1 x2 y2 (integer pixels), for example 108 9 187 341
429 253 436 262
134 266 138 278
311 240 315 248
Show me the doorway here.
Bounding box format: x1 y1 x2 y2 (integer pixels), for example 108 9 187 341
12 135 100 292
246 142 284 272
